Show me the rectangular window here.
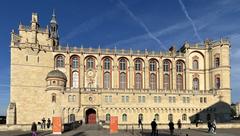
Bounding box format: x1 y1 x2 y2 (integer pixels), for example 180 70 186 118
169 96 176 103
183 97 190 103
138 96 145 103
122 96 129 103
154 96 161 103
200 97 203 103
204 97 207 103
105 96 112 103
183 97 186 103
169 96 172 103
187 97 190 103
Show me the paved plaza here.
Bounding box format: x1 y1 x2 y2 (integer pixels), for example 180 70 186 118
0 124 240 136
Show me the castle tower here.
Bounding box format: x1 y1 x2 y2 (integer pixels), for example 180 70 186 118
46 70 67 117
49 10 59 48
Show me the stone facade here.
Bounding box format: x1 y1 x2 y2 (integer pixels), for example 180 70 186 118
7 13 232 125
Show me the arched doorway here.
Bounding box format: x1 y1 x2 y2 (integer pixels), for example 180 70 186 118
207 113 211 121
86 108 96 124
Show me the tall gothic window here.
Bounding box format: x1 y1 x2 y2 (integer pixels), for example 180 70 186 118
155 114 159 121
104 58 111 70
135 59 142 71
135 73 142 89
149 73 157 89
55 55 65 68
86 57 94 69
72 56 79 69
163 60 170 72
119 58 127 71
149 60 156 72
120 72 127 89
103 72 111 88
106 114 110 122
182 114 187 121
122 114 127 122
215 57 220 68
168 114 173 121
163 74 170 90
215 76 220 89
52 93 56 103
193 78 199 90
176 74 183 90
193 60 199 70
72 71 79 88
176 61 183 72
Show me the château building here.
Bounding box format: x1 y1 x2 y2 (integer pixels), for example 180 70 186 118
7 12 232 125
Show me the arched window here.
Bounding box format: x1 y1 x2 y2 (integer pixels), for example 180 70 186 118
214 54 220 68
55 55 64 68
163 74 170 90
163 60 170 72
69 114 75 123
215 76 220 89
150 73 157 89
193 78 199 90
120 72 127 89
122 114 127 122
68 95 72 102
86 57 94 69
106 114 110 122
103 72 111 88
135 59 142 71
119 58 127 71
149 60 156 72
73 95 76 102
215 58 220 67
104 58 111 70
192 60 199 70
176 74 183 90
71 56 79 69
52 93 56 103
135 73 142 89
182 114 187 121
138 114 143 121
72 71 79 88
155 114 159 121
176 61 183 72
168 114 173 121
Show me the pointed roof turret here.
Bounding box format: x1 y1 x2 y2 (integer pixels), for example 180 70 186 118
50 9 57 24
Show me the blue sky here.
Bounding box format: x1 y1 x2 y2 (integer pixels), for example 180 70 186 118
0 0 240 115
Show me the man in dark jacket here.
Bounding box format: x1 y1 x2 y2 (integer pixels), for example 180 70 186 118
151 119 157 136
168 120 174 136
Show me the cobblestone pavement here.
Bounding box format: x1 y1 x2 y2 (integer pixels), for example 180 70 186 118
1 126 240 136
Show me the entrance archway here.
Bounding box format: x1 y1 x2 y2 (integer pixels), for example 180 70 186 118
86 108 96 124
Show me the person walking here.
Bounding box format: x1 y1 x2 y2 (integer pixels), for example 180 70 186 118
138 118 143 131
47 118 51 129
212 120 217 134
31 122 37 136
177 119 182 136
151 119 157 136
42 117 46 129
168 120 174 136
207 120 212 133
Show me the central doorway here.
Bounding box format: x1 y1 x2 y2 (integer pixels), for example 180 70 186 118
86 108 96 124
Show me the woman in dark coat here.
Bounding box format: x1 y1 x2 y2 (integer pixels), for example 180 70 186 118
31 122 37 136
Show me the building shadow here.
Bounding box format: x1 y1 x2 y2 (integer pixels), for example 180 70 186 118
189 101 232 123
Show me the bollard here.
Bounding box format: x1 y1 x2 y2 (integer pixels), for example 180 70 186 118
132 125 134 135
